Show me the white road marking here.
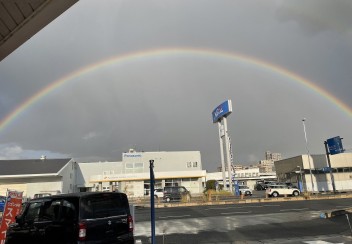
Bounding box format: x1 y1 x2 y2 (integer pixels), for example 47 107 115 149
204 206 245 210
304 241 344 244
158 215 191 219
205 204 279 211
220 211 252 215
280 208 309 212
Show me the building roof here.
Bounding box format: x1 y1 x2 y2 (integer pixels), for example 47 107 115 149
0 0 78 61
0 158 72 176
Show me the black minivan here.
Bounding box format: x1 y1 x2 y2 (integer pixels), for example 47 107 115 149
5 192 134 244
163 186 191 202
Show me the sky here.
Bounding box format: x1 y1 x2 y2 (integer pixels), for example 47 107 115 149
0 0 351 172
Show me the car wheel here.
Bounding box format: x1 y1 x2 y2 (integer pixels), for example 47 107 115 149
293 191 299 196
166 197 171 202
272 192 279 197
245 191 251 196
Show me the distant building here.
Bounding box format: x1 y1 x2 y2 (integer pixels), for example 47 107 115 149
258 160 275 173
217 164 244 172
258 151 282 173
265 151 282 161
207 168 276 190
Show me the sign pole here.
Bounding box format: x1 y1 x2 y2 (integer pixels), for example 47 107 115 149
324 141 336 194
217 122 226 190
149 160 155 244
223 117 233 193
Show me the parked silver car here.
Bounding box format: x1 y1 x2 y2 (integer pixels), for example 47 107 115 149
238 185 252 196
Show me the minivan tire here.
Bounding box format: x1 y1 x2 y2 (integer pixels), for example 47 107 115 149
293 191 299 196
272 192 279 197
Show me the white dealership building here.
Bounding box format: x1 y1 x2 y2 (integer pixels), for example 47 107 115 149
76 149 206 197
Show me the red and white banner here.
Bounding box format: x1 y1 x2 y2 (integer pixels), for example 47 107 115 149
0 190 23 244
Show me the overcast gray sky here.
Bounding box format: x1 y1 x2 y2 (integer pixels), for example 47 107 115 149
0 0 351 171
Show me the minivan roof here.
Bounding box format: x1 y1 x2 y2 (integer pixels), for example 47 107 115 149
31 192 126 201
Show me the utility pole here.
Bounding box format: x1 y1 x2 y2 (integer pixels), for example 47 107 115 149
302 118 315 192
324 141 336 194
149 160 155 244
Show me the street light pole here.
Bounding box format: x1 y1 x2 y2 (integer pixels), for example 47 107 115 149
302 118 315 192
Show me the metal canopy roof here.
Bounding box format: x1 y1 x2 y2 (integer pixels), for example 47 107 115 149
0 0 78 61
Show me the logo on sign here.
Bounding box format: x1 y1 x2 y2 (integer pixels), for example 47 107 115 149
212 100 232 123
214 106 224 118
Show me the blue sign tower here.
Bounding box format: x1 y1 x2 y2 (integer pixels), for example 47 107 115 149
212 100 234 193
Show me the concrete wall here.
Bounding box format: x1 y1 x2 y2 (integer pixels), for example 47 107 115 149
58 159 76 194
330 153 352 167
26 180 62 199
77 161 124 189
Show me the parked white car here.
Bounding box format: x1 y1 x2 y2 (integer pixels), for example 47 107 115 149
238 185 252 196
154 188 164 198
266 184 300 197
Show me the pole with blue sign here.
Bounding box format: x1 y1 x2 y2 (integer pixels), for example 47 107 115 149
233 180 240 196
212 100 234 193
324 136 344 194
149 160 155 244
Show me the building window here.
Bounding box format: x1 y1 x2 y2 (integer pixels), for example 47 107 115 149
125 162 144 173
126 163 134 169
193 162 198 167
187 162 192 168
165 179 181 187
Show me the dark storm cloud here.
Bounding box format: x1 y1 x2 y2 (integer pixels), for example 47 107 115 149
0 0 351 171
276 0 352 35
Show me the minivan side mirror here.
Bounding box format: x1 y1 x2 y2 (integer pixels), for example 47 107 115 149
15 215 24 225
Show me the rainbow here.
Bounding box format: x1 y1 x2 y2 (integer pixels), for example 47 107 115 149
1 47 351 133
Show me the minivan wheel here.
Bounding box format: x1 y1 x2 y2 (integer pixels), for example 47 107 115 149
245 191 251 196
293 191 299 196
272 192 279 197
166 197 171 202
